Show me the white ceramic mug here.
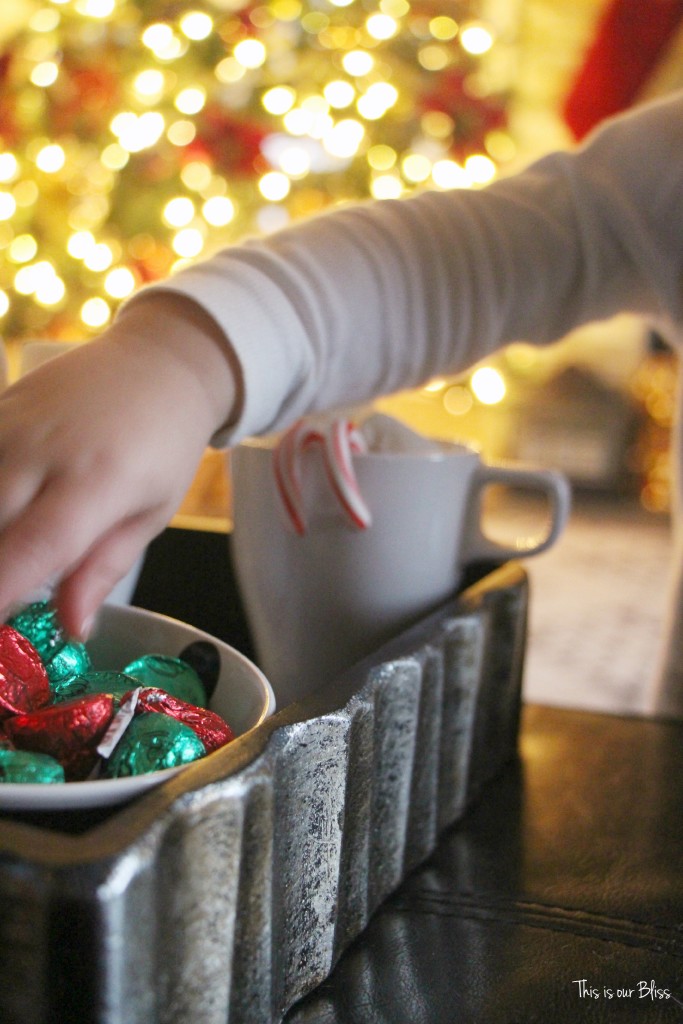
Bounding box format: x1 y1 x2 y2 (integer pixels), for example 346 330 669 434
230 434 571 706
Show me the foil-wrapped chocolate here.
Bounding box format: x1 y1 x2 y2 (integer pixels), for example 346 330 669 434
132 687 234 753
0 747 65 784
0 624 51 719
105 712 206 778
8 601 92 699
4 693 116 780
123 654 207 706
62 670 140 703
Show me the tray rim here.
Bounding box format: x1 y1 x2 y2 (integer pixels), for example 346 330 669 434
0 561 525 867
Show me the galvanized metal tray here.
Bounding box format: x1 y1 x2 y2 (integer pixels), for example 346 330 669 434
0 562 527 1024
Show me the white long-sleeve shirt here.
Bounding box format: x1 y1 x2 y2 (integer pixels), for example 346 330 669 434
146 89 683 716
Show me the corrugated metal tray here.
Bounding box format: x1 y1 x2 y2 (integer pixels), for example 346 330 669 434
0 562 527 1024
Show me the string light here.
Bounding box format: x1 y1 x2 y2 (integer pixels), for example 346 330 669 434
324 81 355 109
371 174 403 199
142 23 173 53
367 144 397 170
0 155 19 182
202 197 235 227
460 21 494 55
342 50 374 76
174 88 206 115
67 231 96 259
262 87 297 116
163 197 196 228
215 57 245 84
167 121 197 147
180 12 213 41
470 366 506 404
0 193 17 221
180 162 212 191
432 159 470 189
324 119 365 158
29 9 60 32
35 144 65 173
259 172 291 201
233 39 267 70
81 296 111 327
357 82 398 120
429 17 458 41
133 70 166 101
365 14 398 40
443 384 473 416
104 267 136 298
9 235 38 263
30 61 60 87
172 227 205 258
465 153 496 184
401 153 432 183
83 242 114 272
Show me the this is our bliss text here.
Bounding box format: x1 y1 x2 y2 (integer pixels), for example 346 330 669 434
572 979 671 1001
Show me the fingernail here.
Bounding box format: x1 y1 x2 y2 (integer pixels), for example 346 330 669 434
79 613 94 642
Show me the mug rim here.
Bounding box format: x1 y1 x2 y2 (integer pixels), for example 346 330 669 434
236 435 480 461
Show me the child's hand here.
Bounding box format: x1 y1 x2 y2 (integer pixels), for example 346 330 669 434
0 294 239 638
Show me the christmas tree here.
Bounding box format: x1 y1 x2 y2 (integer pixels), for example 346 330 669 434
0 0 511 343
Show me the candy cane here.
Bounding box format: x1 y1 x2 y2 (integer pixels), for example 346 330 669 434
273 418 372 534
321 419 372 531
273 419 324 535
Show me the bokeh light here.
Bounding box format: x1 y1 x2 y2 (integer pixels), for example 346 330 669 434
0 0 509 344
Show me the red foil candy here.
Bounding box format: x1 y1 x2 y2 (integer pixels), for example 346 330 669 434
130 687 234 753
0 624 51 720
4 693 116 780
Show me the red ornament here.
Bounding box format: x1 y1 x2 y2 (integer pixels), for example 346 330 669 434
420 71 506 160
0 52 19 146
191 104 268 176
49 61 121 138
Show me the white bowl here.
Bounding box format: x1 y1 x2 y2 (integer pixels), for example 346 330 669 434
0 603 276 811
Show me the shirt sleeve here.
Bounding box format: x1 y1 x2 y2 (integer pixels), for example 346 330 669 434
128 89 683 446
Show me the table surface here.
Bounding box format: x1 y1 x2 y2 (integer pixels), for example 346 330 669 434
520 496 670 716
285 703 683 1024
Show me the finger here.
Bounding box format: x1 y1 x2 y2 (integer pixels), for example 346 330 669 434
54 511 164 639
0 474 139 617
0 458 46 534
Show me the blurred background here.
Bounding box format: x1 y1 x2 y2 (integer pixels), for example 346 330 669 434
1 0 681 712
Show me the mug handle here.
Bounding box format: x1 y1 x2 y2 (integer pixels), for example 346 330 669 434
462 464 572 563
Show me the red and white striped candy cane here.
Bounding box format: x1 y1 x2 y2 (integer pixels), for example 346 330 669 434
320 419 372 531
273 418 372 535
273 419 324 536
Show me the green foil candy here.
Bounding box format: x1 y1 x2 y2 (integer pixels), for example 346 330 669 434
0 748 65 784
105 713 206 778
8 601 92 699
65 670 140 703
7 601 60 661
123 654 206 707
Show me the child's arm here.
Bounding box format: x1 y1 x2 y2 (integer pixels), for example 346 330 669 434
0 91 680 638
0 293 241 637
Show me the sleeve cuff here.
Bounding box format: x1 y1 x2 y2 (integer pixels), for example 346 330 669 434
124 254 313 447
